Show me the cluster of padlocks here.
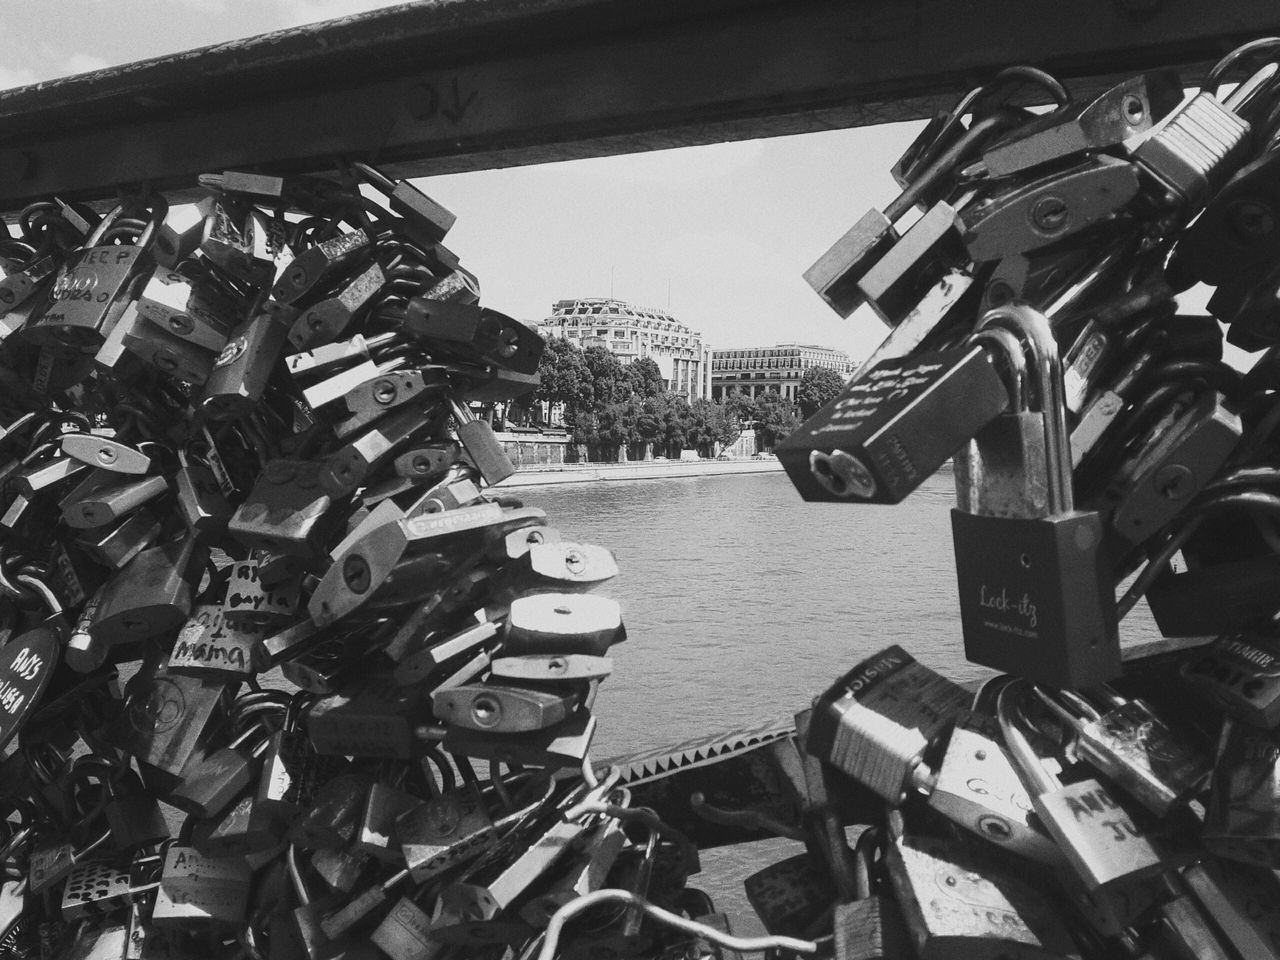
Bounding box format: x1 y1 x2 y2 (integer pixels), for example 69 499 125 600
0 160 704 959
749 35 1280 960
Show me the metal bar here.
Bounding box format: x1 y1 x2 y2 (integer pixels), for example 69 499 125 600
0 0 1278 209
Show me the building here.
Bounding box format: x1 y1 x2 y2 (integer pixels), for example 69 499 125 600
538 298 711 400
710 343 857 401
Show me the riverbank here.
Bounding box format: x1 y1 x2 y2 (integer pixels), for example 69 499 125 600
497 456 783 487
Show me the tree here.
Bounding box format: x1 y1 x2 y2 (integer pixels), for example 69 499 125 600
582 346 627 406
754 389 800 451
526 335 593 425
796 366 847 419
625 357 665 399
686 398 739 456
723 390 757 430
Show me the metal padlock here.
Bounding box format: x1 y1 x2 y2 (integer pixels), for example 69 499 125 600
833 827 911 960
998 679 1167 894
150 844 251 929
168 720 274 820
959 155 1141 262
1180 632 1280 728
199 299 298 420
503 593 626 656
451 398 516 486
24 198 164 349
883 812 1079 960
432 681 582 733
804 109 1020 317
742 851 834 940
272 228 375 305
1130 61 1274 214
226 458 343 558
402 300 544 374
953 325 1049 519
168 604 260 677
806 644 970 805
980 70 1182 177
91 535 206 647
776 342 1010 504
1033 685 1211 818
288 260 385 350
919 703 1062 866
951 304 1120 688
134 264 241 352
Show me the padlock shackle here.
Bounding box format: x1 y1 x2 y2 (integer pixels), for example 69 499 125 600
996 680 1058 800
969 327 1029 413
977 304 1072 513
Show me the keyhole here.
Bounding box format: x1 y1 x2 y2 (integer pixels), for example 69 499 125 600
1020 553 1032 569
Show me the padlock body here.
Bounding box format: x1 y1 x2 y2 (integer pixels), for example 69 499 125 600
778 346 1008 504
951 508 1120 687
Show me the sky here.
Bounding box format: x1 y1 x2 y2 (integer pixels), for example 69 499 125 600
0 0 924 361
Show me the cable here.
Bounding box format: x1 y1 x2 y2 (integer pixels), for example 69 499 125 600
537 889 818 960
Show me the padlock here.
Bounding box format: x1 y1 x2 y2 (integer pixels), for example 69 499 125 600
1174 147 1280 288
195 792 284 859
288 772 373 850
60 434 150 475
28 825 113 895
401 299 544 374
997 679 1167 894
832 827 911 960
441 777 605 926
307 674 429 759
60 862 134 921
806 644 970 805
919 703 1062 866
953 325 1049 519
368 895 443 960
222 559 300 628
1180 632 1280 728
134 264 242 353
776 341 1010 504
742 852 834 940
168 720 274 820
883 810 1079 960
1179 856 1280 958
24 197 165 349
489 654 613 683
959 155 1141 262
310 845 370 895
102 771 169 852
353 162 456 245
199 193 275 286
503 593 626 656
979 70 1183 177
804 108 1021 317
1202 718 1280 867
432 681 583 733
951 303 1120 688
256 696 348 820
150 844 251 929
199 299 298 420
320 401 436 497
60 474 168 530
1032 685 1210 818
308 501 506 623
335 368 447 440
287 261 386 351
396 780 501 884
1153 886 1235 960
168 604 260 677
356 779 427 863
1130 61 1275 213
518 796 629 927
1103 390 1242 545
272 228 375 305
450 398 516 486
91 534 206 647
227 459 344 558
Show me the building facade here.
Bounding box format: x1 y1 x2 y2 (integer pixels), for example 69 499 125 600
538 298 711 400
710 343 857 401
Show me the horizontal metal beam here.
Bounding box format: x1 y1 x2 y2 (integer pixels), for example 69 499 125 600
0 0 1278 210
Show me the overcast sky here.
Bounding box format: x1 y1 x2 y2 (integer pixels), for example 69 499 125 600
0 1 926 360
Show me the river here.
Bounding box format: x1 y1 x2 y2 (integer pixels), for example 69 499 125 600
517 469 1165 930
520 469 1163 760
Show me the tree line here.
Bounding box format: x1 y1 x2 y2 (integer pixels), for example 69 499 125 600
508 337 850 462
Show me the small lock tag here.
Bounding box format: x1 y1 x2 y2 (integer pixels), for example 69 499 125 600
777 345 1008 504
150 845 251 927
222 560 300 626
168 604 260 677
60 863 133 920
398 786 498 883
806 644 970 805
